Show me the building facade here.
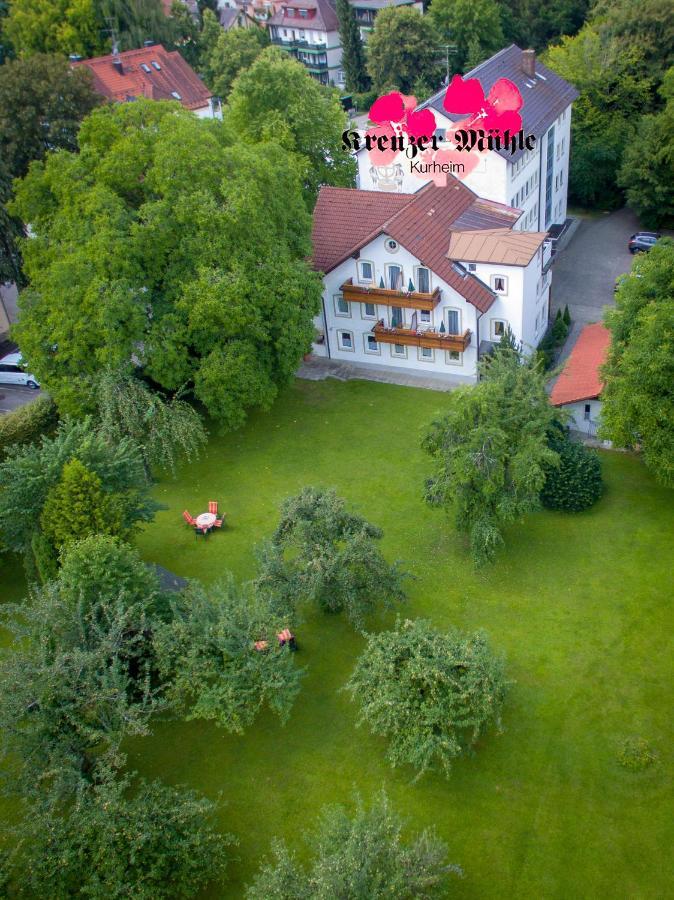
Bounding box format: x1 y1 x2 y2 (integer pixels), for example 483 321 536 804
356 46 578 232
311 181 552 382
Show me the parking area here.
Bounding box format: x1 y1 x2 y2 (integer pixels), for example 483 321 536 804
0 384 43 414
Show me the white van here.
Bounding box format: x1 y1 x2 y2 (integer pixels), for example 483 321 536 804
0 352 40 389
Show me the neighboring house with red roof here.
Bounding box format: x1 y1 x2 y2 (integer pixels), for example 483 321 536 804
310 177 553 381
72 44 220 118
357 46 579 234
550 322 611 435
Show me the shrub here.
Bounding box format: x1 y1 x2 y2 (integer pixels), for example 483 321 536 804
345 618 507 778
563 304 571 327
541 428 604 511
0 395 57 457
353 89 378 113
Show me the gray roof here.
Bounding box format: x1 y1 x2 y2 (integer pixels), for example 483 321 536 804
422 44 579 163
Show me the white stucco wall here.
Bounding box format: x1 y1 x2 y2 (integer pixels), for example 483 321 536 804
558 399 603 435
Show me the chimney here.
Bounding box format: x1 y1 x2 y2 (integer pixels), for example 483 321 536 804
522 48 536 78
112 57 123 75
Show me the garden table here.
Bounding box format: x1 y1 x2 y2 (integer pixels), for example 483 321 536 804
195 512 217 530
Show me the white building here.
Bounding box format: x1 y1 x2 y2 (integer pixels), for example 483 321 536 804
356 45 579 233
310 179 553 382
550 323 611 436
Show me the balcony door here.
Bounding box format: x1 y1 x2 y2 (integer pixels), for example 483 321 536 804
387 265 403 290
391 306 403 328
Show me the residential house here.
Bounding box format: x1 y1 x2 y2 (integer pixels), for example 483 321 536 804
72 44 221 118
310 178 553 382
549 323 611 436
356 45 579 232
217 0 281 26
267 0 421 87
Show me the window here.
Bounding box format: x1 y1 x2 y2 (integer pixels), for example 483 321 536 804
364 334 380 354
510 196 516 207
491 275 508 294
416 267 430 293
390 344 407 358
358 260 374 283
299 29 305 37
386 264 403 290
362 302 376 319
338 330 353 351
385 238 399 253
418 346 434 362
334 294 350 317
420 309 431 324
491 319 506 339
468 263 477 272
434 128 446 140
445 350 462 365
535 313 539 331
584 404 591 420
445 308 460 334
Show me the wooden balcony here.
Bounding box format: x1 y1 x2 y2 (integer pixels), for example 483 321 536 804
373 321 472 352
340 278 441 311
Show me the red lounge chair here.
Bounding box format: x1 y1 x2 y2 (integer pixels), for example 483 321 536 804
254 640 269 652
277 629 297 650
208 500 218 515
182 510 196 526
213 515 225 528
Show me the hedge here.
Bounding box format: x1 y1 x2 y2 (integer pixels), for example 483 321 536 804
541 429 604 511
0 396 58 457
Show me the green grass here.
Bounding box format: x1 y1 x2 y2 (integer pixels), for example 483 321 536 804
2 378 673 898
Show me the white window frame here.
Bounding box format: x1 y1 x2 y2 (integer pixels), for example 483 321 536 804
363 333 380 355
333 294 350 318
390 343 407 359
417 346 435 363
444 350 462 366
490 275 508 295
490 319 507 339
358 260 374 284
444 307 461 335
338 329 354 351
415 266 431 294
361 301 377 320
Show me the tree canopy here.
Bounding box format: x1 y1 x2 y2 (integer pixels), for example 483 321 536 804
254 487 407 630
366 7 441 95
247 791 460 899
428 0 504 73
422 349 559 565
11 99 323 427
345 619 507 779
600 240 674 486
1 0 104 57
226 47 355 204
201 24 270 100
336 0 369 93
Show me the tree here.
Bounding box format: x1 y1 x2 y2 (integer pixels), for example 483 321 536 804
540 424 604 511
0 417 156 568
619 68 674 229
545 25 653 208
254 487 407 630
95 369 207 478
201 25 270 100
0 159 25 285
154 577 303 732
600 240 674 486
497 0 589 52
590 0 674 87
10 771 232 899
2 0 104 58
226 47 356 204
41 457 125 551
345 619 507 779
247 791 459 899
422 349 559 565
11 100 323 426
336 0 369 93
428 0 504 73
98 0 182 52
366 7 441 95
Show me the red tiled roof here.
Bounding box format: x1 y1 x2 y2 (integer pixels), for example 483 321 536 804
73 44 212 111
550 323 611 406
312 179 521 313
269 0 338 31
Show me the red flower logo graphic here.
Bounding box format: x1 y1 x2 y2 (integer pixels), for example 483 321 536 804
443 74 523 137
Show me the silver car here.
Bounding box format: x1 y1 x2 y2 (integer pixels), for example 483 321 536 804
0 352 40 389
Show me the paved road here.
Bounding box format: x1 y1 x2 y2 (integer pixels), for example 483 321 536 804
0 385 43 413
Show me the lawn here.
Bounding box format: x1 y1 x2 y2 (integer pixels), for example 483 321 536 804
2 377 673 898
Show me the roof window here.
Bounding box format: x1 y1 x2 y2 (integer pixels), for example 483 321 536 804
171 91 182 100
140 63 151 73
152 61 161 70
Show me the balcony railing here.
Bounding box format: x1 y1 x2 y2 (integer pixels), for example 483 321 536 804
373 321 472 352
340 278 441 311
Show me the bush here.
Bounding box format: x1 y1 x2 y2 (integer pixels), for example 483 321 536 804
0 395 57 457
353 89 378 113
541 428 604 511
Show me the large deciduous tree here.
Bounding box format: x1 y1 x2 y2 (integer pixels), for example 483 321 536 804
201 25 270 100
11 100 323 427
428 0 504 74
226 47 355 204
422 349 559 565
600 240 674 486
345 618 507 779
254 487 407 630
366 7 441 95
247 791 459 899
1 0 104 57
336 0 369 93
154 577 303 732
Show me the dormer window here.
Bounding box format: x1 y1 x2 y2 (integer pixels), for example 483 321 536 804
299 7 308 15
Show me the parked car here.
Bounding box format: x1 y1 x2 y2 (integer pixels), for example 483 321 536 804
0 352 40 389
628 232 661 253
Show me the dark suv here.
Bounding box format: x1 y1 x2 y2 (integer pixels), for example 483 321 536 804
628 232 661 253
